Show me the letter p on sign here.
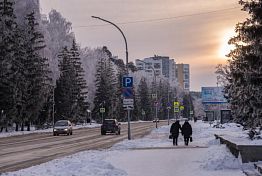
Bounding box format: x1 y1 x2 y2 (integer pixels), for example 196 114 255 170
122 77 133 88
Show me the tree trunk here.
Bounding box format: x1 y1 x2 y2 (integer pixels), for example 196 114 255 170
21 122 24 131
27 122 30 131
15 123 19 131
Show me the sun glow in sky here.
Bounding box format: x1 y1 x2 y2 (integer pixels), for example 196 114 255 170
219 28 236 59
40 0 247 91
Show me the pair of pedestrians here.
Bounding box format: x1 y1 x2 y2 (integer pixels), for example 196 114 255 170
170 120 192 146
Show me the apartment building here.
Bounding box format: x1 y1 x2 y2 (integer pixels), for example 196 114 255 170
135 55 176 82
176 64 190 91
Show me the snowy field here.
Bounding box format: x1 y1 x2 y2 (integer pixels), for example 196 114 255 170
2 121 254 176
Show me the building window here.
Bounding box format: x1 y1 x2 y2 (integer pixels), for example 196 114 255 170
154 63 161 69
184 82 189 89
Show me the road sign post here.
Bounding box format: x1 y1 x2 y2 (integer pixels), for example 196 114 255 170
122 76 133 140
174 102 180 120
100 108 105 123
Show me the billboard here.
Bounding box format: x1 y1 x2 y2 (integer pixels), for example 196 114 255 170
203 103 230 111
201 87 227 103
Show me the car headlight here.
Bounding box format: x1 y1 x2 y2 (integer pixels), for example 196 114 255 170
64 129 68 131
54 129 57 131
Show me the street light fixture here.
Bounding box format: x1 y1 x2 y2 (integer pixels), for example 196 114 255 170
91 16 132 140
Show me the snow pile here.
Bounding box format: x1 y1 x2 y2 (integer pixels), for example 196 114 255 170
2 150 126 176
200 145 241 170
0 123 101 138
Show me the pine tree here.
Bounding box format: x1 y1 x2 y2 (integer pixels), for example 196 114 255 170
226 0 262 127
55 41 89 123
70 40 89 122
21 12 51 131
92 56 108 123
0 0 22 128
92 47 119 122
55 47 76 122
137 77 152 121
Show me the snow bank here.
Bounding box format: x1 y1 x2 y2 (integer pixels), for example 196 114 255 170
0 123 101 138
200 145 241 170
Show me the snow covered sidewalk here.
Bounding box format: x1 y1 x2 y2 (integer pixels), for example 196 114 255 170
2 121 247 176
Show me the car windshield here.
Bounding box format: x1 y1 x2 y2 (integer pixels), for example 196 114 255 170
55 121 68 126
104 120 115 125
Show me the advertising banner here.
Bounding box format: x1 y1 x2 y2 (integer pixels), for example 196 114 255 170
201 87 227 103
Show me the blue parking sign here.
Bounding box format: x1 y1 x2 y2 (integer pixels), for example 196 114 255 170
122 77 133 88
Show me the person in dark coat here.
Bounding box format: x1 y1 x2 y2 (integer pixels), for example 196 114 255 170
182 120 192 146
170 120 182 146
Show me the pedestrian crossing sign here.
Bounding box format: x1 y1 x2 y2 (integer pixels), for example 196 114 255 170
174 102 179 107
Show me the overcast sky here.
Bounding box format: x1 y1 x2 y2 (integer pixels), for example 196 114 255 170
39 0 247 91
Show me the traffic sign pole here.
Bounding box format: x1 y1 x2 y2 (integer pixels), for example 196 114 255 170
123 76 133 140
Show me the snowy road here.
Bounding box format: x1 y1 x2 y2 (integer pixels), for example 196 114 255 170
2 121 249 176
0 121 166 173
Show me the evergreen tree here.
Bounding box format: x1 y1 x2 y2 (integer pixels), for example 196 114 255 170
55 47 76 122
137 77 152 121
70 40 89 122
22 12 51 131
92 47 119 122
55 40 89 123
0 0 18 121
92 56 108 123
226 0 262 127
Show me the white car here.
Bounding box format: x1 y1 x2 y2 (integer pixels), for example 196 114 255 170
53 120 73 136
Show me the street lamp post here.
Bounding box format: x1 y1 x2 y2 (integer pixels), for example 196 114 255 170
91 16 132 140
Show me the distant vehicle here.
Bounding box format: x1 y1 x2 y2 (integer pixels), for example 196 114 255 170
101 119 121 135
53 120 73 136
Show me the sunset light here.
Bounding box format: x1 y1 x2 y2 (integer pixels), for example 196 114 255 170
219 28 236 59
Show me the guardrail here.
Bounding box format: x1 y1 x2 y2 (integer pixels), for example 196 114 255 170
215 134 262 163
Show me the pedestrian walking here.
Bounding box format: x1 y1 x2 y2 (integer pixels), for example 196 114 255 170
182 120 192 146
170 120 182 146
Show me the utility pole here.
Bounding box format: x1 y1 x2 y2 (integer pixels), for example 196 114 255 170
92 16 131 140
167 90 170 125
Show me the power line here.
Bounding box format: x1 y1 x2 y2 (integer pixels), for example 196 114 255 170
74 6 240 28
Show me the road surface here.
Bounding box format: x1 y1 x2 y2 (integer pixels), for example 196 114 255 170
0 121 166 173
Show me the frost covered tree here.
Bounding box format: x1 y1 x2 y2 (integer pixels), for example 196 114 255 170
0 0 19 126
55 47 74 122
55 40 88 123
92 47 119 122
43 9 75 80
226 0 262 127
70 40 89 122
137 77 152 121
19 12 51 131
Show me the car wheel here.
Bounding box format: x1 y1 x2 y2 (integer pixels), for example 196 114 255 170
101 131 105 135
53 133 56 136
118 130 121 135
67 132 69 136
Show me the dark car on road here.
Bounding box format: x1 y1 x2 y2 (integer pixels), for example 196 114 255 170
101 119 121 135
53 120 73 136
